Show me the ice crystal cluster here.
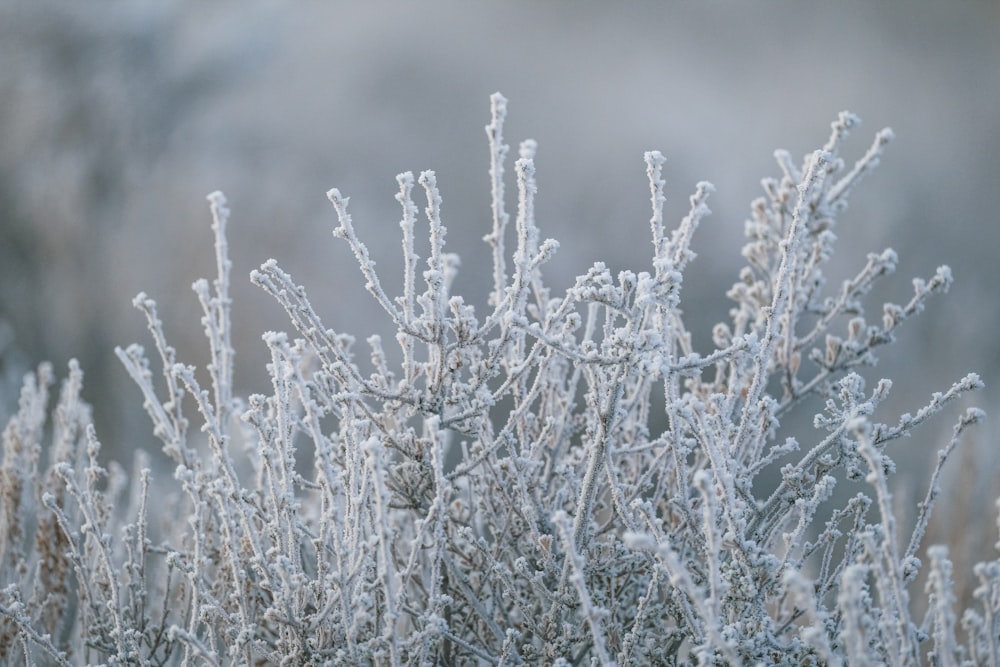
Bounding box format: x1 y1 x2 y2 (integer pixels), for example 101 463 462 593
0 94 992 665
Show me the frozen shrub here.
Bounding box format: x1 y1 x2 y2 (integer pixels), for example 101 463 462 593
0 94 990 665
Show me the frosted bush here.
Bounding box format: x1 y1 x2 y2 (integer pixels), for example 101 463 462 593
0 93 990 665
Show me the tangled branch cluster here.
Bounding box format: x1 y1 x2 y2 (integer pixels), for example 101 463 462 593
0 94 990 665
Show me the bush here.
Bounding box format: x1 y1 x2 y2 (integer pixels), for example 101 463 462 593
0 93 989 665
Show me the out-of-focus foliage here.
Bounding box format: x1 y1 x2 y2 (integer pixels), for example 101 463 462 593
0 1 996 457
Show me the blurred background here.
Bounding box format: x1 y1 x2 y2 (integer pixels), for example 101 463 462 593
0 0 997 587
